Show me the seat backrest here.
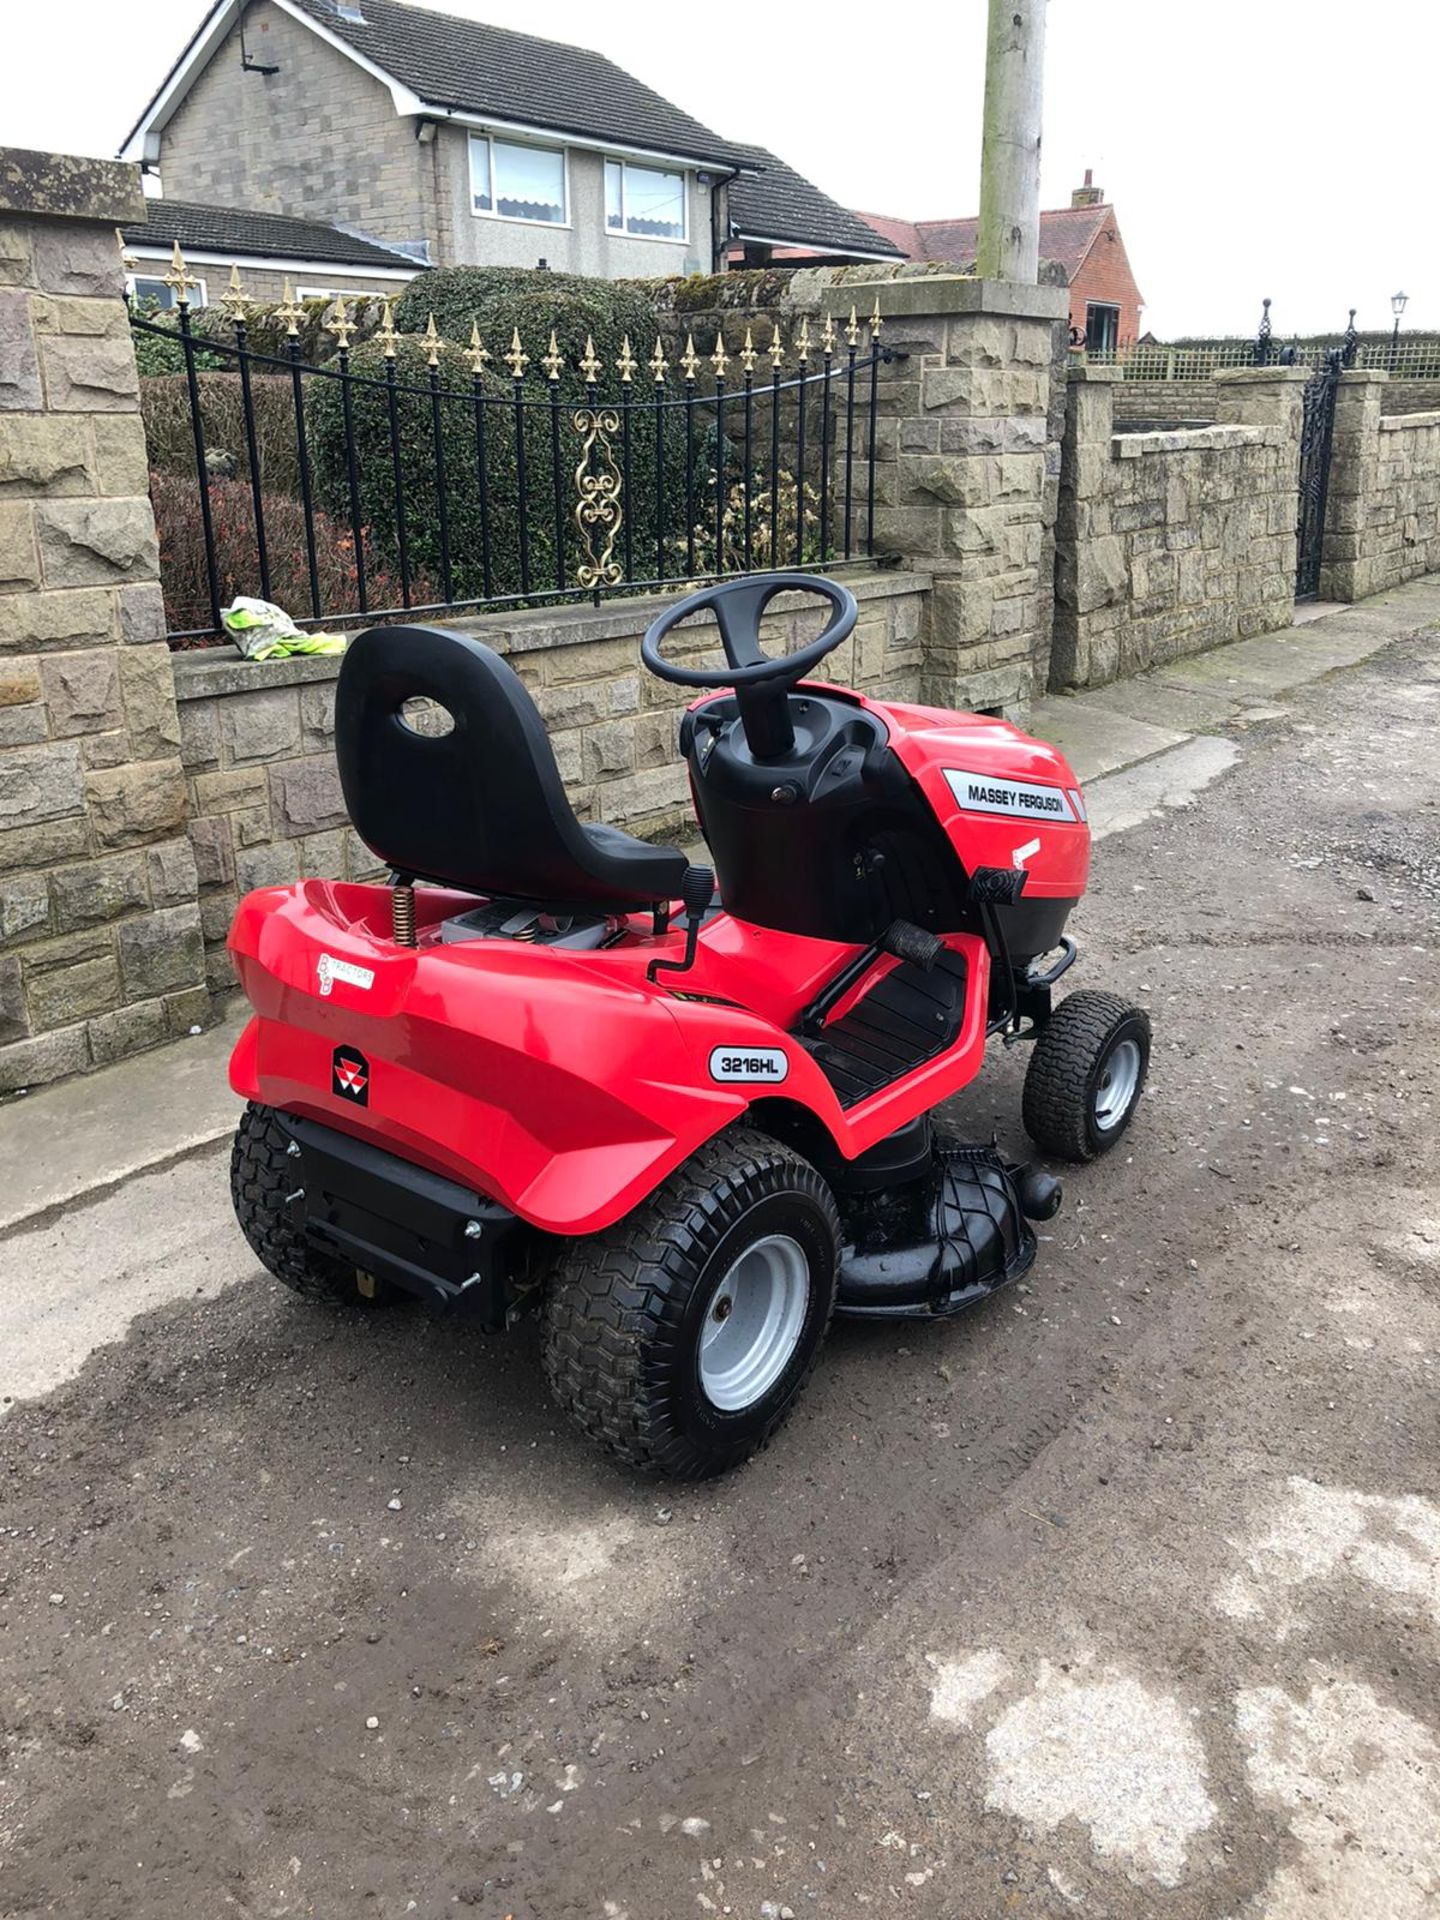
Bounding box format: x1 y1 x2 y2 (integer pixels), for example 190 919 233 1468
335 623 615 904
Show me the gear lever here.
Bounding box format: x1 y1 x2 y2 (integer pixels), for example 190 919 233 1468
647 865 715 985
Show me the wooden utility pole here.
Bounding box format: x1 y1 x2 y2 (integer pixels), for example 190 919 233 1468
976 0 1047 283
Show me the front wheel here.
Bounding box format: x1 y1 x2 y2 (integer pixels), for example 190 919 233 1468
542 1128 840 1478
1022 989 1151 1162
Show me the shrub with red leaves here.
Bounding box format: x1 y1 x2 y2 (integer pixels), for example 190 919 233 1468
149 470 436 644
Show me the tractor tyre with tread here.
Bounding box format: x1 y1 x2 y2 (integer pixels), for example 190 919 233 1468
231 1100 392 1307
1023 989 1151 1163
543 1127 840 1478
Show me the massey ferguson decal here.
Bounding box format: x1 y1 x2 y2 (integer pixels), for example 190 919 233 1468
709 1045 790 1084
317 952 375 998
332 1044 370 1104
943 769 1078 823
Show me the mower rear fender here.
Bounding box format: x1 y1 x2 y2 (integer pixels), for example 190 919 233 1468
230 881 988 1235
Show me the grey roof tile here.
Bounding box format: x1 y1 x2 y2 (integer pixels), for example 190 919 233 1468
290 0 752 168
122 198 423 270
728 148 904 259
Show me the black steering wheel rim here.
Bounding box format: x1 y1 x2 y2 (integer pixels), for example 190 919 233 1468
640 572 858 690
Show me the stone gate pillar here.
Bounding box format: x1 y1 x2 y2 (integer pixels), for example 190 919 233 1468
839 275 1068 719
1320 369 1388 603
0 148 207 1093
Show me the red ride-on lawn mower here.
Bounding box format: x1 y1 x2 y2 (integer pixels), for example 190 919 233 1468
228 575 1149 1477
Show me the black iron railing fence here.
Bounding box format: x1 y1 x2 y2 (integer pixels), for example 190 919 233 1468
130 251 892 646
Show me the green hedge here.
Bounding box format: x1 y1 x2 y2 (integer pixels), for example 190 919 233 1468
308 271 697 605
305 337 697 607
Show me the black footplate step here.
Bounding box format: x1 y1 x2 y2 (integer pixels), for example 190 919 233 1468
797 947 968 1108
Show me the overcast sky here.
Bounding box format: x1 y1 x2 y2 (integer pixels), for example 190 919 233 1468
3 0 1433 340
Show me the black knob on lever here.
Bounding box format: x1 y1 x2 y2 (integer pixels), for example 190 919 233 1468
646 865 715 986
881 920 944 971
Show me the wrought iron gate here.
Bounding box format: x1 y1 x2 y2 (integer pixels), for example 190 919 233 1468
1295 352 1342 601
1251 301 1357 602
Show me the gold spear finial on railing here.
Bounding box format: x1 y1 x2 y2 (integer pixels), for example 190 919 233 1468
276 279 303 337
504 326 530 379
648 336 669 384
326 295 357 351
796 316 811 366
377 297 399 358
541 328 564 381
769 321 785 369
870 294 884 339
845 304 861 349
221 264 251 321
466 321 490 375
680 332 700 381
579 333 603 384
616 334 637 383
740 325 757 375
821 311 837 358
163 241 201 309
423 312 441 368
710 330 729 380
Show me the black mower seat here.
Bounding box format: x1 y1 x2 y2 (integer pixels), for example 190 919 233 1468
335 623 688 913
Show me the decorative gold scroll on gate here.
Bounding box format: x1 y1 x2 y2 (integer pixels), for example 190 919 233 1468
572 407 624 590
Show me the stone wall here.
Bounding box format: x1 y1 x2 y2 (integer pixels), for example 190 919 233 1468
1323 371 1440 601
1380 380 1440 417
172 568 928 992
1051 364 1303 689
858 275 1070 717
1111 380 1218 429
0 149 209 1094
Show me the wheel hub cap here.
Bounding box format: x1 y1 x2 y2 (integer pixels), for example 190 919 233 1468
1094 1037 1142 1132
699 1233 810 1413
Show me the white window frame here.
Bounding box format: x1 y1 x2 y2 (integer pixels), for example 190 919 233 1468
468 133 570 230
603 157 688 245
127 271 208 309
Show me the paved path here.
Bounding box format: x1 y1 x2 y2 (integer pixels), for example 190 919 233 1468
0 589 1437 1918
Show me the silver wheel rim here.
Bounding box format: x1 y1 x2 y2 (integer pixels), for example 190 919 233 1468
698 1233 811 1413
1094 1037 1142 1132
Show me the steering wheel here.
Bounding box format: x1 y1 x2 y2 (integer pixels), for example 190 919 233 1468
642 574 858 761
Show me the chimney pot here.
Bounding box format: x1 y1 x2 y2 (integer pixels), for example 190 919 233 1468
1071 170 1104 209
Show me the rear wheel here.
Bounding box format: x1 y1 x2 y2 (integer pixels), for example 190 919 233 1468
230 1101 393 1306
1022 989 1151 1163
542 1128 840 1478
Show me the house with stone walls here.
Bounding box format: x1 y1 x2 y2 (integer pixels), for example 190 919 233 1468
858 173 1145 354
118 0 905 290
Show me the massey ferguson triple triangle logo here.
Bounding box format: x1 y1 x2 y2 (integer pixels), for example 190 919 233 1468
332 1044 370 1105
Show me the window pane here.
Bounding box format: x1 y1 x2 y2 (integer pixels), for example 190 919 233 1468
493 141 565 224
605 159 623 232
470 136 492 212
623 164 684 239
131 276 175 309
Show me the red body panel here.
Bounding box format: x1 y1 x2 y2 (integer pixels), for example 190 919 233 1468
852 691 1090 901
228 693 1088 1237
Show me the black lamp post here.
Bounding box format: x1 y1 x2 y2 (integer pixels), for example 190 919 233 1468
1391 290 1408 369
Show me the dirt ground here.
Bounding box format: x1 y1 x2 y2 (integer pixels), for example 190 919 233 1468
2 630 1438 1920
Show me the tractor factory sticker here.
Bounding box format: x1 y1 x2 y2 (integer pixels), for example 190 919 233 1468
317 952 375 998
943 769 1078 823
709 1045 790 1084
332 1044 370 1105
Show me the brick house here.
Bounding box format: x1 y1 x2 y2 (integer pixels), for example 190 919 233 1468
858 174 1145 352
119 0 903 285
